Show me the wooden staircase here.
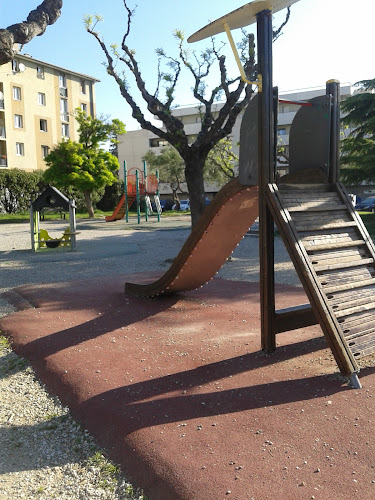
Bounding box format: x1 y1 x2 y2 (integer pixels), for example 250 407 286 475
267 182 375 378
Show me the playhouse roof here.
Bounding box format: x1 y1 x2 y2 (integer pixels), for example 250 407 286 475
31 186 75 211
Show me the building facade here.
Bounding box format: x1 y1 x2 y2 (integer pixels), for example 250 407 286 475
0 52 98 172
117 83 353 196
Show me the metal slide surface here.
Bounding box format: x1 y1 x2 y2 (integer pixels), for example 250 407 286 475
105 194 126 222
125 178 259 297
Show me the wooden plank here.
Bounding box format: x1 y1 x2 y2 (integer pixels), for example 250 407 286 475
322 277 375 294
274 304 318 333
278 183 333 191
304 240 365 252
295 221 357 231
310 248 370 266
287 205 347 212
313 258 374 272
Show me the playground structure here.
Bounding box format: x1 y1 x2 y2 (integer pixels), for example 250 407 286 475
125 0 375 388
105 161 161 223
30 185 77 251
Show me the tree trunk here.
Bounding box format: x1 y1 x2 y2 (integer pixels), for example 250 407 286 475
83 190 95 218
184 154 207 227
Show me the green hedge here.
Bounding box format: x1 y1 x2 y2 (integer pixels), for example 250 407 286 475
0 169 46 213
0 169 123 214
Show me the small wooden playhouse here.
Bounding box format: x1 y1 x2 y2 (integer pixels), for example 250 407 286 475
30 186 77 251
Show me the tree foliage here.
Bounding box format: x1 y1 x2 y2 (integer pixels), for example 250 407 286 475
0 0 63 65
204 138 238 184
44 111 124 217
0 168 45 213
340 78 375 185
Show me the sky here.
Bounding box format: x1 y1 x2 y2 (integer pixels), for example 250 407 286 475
2 0 375 131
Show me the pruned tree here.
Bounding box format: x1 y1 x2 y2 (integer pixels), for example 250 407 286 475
0 0 63 65
340 78 375 185
85 3 290 226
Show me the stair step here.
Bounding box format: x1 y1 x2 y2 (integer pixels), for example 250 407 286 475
313 257 374 272
322 277 375 294
287 205 347 213
304 240 365 252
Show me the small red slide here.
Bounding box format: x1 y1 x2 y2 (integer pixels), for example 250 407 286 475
125 177 259 297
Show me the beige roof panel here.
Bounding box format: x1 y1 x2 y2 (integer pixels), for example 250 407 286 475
188 0 300 43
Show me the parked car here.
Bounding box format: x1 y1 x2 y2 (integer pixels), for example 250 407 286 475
172 200 190 211
355 196 375 212
151 199 174 212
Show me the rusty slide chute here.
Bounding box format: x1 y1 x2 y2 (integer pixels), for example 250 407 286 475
125 178 258 297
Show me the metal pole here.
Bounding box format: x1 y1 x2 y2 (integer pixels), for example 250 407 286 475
156 169 160 222
136 169 140 224
124 161 129 223
257 9 276 352
326 79 340 184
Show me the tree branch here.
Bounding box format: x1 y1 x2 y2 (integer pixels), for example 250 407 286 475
0 0 63 65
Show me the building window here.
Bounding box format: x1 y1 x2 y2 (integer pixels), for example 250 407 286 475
278 128 287 136
59 74 66 88
40 119 48 132
13 86 21 100
16 142 24 156
41 145 49 158
14 114 23 128
80 103 87 113
61 123 69 138
80 80 86 94
12 60 19 72
38 92 46 106
36 66 45 79
59 74 68 97
149 138 169 148
60 98 69 122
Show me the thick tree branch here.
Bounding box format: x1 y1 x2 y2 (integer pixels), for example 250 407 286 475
0 0 63 65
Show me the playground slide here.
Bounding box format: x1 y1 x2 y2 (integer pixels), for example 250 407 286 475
125 178 258 297
105 194 135 222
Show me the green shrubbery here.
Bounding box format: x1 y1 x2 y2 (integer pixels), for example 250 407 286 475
0 169 46 213
0 168 122 215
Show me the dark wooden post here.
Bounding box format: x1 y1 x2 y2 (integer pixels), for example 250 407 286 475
257 9 276 352
326 79 340 183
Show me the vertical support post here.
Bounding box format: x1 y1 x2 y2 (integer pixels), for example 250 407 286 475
30 201 35 251
156 169 160 222
326 79 340 184
136 169 141 224
143 160 147 193
69 201 77 251
257 9 276 352
124 161 129 223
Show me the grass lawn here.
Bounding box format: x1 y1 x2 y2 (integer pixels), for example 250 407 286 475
0 209 190 224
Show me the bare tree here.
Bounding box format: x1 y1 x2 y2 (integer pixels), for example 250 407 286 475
86 2 289 226
0 0 63 65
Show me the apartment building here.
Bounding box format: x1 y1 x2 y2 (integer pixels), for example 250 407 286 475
117 83 353 194
0 52 99 172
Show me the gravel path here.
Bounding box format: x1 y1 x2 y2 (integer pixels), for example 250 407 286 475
0 216 298 499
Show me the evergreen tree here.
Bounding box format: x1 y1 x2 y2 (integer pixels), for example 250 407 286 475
341 78 375 184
